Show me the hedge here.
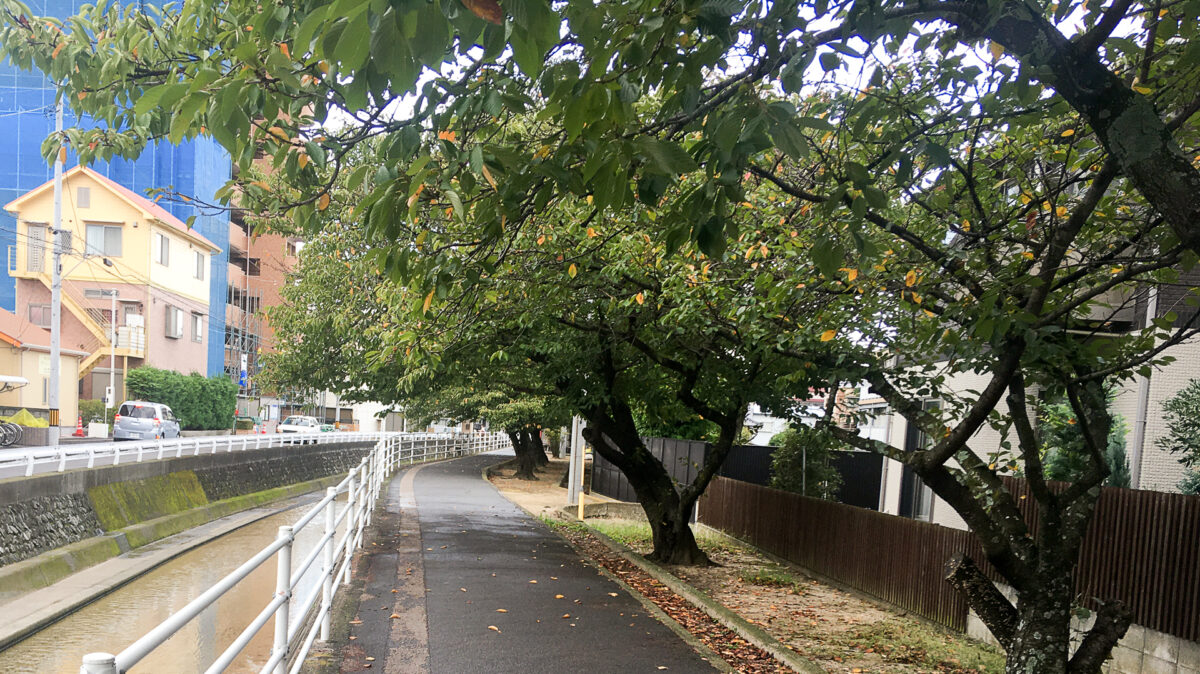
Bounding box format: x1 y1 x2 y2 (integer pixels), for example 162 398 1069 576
125 367 237 430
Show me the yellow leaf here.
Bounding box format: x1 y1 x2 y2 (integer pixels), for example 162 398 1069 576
634 292 644 305
1022 251 1035 260
298 153 309 169
317 193 330 210
820 330 836 342
587 227 597 238
568 263 577 278
422 290 434 315
438 130 457 142
1158 8 1168 16
268 126 289 142
481 164 497 190
988 41 1003 62
845 268 858 282
279 42 290 59
537 235 546 245
905 269 917 287
585 194 593 205
1060 129 1075 137
487 625 500 632
318 61 330 74
1056 205 1068 217
1132 85 1152 95
51 42 64 59
407 184 425 209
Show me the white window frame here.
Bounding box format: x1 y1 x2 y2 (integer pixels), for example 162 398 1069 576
86 223 123 257
194 250 205 280
165 305 183 339
28 303 51 328
191 313 203 343
155 232 170 266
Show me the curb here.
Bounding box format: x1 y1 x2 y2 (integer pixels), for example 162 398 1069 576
581 519 825 674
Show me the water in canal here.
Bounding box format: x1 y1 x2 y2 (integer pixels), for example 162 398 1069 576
0 498 349 673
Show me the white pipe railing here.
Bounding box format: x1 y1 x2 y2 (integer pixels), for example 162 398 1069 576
77 431 512 674
0 431 420 478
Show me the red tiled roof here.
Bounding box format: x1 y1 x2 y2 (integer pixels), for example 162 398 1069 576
3 166 220 252
79 167 219 252
0 307 53 350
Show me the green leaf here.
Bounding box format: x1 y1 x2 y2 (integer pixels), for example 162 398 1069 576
635 137 698 175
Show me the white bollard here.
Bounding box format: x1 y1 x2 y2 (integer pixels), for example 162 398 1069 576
79 652 117 674
272 525 294 674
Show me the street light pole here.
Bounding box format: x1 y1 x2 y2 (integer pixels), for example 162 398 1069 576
105 289 116 416
48 98 64 446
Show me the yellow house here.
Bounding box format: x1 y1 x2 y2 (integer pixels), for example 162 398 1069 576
0 308 82 423
5 166 221 403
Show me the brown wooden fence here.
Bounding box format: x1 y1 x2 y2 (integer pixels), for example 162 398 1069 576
698 476 1200 641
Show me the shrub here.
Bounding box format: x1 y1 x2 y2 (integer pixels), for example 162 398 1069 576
125 367 237 430
78 399 116 426
1040 391 1130 487
235 418 255 430
769 426 844 499
1158 379 1200 494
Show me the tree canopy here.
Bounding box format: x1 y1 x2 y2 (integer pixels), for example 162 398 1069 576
6 0 1200 669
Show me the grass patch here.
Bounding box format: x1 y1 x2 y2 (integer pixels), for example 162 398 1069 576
739 566 804 593
586 519 745 555
842 618 1005 673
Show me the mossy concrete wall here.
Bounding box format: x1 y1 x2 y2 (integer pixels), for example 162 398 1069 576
0 441 372 568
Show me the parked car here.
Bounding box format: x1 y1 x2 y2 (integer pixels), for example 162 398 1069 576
113 401 181 440
278 415 320 443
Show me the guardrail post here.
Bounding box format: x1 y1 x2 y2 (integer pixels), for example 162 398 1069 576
342 470 356 586
24 453 34 477
112 443 121 466
320 486 337 641
355 459 368 549
58 448 67 472
80 652 118 674
365 452 375 527
272 525 294 674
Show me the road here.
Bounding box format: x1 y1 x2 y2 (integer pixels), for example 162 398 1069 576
335 454 719 673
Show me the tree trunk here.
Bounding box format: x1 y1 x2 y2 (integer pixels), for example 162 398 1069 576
582 419 709 566
509 430 538 480
1005 575 1073 674
530 429 549 467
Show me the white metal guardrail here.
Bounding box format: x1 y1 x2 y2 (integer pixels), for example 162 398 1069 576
77 430 511 674
0 431 402 479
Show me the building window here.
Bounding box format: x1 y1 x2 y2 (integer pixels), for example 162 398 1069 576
28 303 51 328
165 305 183 339
194 251 205 280
86 224 122 257
76 187 91 208
155 232 169 266
191 313 203 342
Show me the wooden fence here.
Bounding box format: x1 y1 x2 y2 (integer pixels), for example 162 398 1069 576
699 476 979 630
698 476 1200 641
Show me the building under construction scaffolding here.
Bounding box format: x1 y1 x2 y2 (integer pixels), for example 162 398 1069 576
223 208 297 405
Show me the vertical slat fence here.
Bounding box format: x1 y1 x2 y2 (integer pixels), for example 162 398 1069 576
700 476 1200 641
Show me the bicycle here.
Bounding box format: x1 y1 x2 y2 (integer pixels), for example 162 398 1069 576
0 422 21 447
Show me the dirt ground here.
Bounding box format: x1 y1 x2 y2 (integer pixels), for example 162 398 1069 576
490 458 1004 674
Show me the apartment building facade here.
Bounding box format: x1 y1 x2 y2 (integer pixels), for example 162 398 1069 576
5 167 219 400
0 2 231 376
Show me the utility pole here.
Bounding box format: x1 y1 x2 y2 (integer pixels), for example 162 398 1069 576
48 98 63 446
105 289 116 416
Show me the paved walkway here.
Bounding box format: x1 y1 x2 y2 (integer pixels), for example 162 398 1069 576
337 454 717 673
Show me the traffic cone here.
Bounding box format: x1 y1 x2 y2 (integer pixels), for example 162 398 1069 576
72 414 85 437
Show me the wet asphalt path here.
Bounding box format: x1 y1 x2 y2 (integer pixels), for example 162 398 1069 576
350 453 718 674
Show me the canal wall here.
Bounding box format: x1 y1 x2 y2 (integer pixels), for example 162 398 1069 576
0 441 373 588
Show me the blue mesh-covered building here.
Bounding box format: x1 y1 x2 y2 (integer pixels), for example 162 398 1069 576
0 0 230 377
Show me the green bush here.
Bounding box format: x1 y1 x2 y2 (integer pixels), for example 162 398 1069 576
78 399 116 426
1040 390 1130 488
769 426 844 499
235 418 255 430
125 367 237 430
